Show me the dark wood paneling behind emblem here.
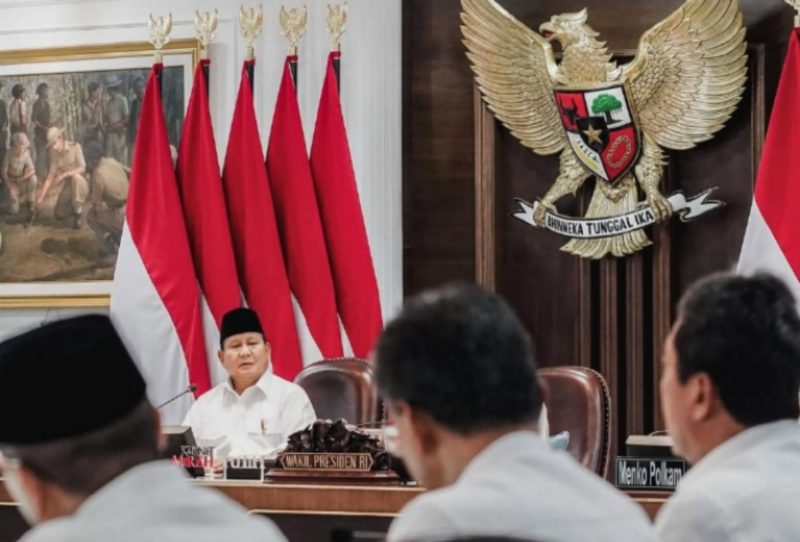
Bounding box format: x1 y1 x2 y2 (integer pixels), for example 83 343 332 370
403 0 790 460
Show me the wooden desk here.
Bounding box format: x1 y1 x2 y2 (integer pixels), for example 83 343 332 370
625 490 670 520
0 479 666 541
198 479 424 515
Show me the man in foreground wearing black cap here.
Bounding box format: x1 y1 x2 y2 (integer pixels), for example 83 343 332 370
183 308 316 460
0 314 287 541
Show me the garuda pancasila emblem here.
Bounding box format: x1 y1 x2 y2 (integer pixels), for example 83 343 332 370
462 0 747 259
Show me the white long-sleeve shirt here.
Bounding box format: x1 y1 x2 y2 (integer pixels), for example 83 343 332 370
655 419 800 542
20 461 286 542
387 430 656 542
183 369 316 459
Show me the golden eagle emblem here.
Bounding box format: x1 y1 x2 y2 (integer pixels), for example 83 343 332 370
461 0 747 259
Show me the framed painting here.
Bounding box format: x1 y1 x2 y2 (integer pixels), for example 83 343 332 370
0 39 198 308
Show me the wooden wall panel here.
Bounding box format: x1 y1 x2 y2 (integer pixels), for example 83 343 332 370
493 127 592 369
402 1 476 296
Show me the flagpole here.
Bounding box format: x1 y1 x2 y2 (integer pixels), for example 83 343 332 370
155 62 163 95
289 57 298 91
279 5 308 91
326 3 348 91
195 10 218 92
147 12 173 95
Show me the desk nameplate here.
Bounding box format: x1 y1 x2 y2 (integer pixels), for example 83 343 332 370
615 457 686 491
279 452 375 472
271 452 399 481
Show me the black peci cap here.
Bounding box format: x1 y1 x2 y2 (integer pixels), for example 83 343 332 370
219 308 265 348
0 315 146 445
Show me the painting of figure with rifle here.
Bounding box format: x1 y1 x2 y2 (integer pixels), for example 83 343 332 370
0 66 184 285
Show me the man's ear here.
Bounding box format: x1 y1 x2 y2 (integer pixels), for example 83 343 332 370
689 372 717 422
405 404 441 454
16 464 46 516
17 465 40 494
217 350 224 367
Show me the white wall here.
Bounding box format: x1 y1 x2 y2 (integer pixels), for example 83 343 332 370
0 0 402 344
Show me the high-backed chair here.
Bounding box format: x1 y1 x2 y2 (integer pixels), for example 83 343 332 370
293 358 380 425
537 366 611 477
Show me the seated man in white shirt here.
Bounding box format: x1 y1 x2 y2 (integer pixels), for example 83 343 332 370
655 272 800 542
375 285 656 542
0 315 286 542
183 308 316 459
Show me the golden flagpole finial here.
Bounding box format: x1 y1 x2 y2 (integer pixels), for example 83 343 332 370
148 13 173 63
326 2 348 52
279 5 308 55
240 5 264 61
195 10 219 60
787 0 800 27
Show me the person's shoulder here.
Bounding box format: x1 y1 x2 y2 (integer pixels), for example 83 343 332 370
18 518 80 542
655 488 729 542
280 377 315 407
270 373 305 395
201 381 228 399
387 491 459 542
171 482 287 540
189 382 227 409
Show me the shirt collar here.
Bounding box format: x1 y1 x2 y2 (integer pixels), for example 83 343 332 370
222 364 273 399
458 430 546 483
681 419 800 483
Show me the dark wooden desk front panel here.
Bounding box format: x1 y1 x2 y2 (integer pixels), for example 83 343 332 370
199 480 424 515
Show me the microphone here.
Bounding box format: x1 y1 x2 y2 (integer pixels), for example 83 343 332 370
156 383 197 410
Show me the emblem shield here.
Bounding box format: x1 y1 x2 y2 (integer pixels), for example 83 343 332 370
554 84 641 184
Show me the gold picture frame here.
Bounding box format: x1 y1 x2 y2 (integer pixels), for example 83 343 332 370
0 39 199 309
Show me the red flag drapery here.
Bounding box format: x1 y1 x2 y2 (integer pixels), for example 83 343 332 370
310 52 382 358
176 59 241 329
222 61 303 377
738 29 800 300
111 63 209 423
266 55 343 360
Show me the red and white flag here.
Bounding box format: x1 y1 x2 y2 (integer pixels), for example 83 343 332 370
738 29 800 300
267 56 343 364
310 52 382 358
176 59 241 384
110 64 209 424
222 61 303 378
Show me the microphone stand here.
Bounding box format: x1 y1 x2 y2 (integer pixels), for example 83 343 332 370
156 383 197 410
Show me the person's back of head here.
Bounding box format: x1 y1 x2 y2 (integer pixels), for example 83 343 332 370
661 272 800 463
374 284 541 488
0 315 157 525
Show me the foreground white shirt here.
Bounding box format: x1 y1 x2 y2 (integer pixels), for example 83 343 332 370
183 369 316 459
656 419 800 542
20 461 286 542
387 431 656 542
